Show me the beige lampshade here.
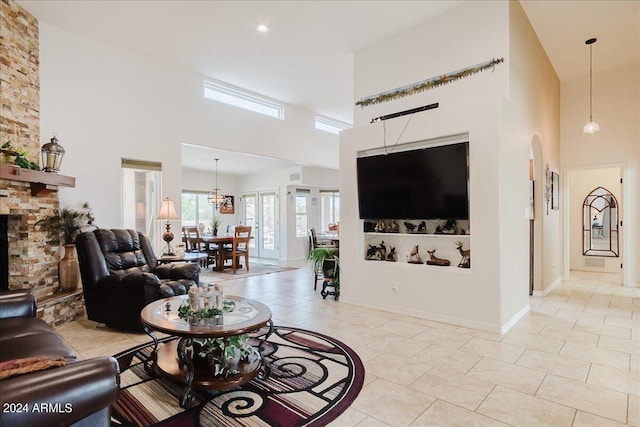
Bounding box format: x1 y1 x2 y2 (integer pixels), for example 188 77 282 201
157 198 179 220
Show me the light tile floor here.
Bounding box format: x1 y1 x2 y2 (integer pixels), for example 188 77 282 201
56 265 640 426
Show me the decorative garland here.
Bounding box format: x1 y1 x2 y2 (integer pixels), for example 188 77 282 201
356 57 504 108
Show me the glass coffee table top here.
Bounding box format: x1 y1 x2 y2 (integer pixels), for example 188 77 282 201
141 295 272 337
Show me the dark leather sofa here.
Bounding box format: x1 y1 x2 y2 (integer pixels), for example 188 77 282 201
0 289 120 427
76 228 199 330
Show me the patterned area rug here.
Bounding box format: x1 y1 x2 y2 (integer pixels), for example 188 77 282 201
111 326 364 426
199 263 297 282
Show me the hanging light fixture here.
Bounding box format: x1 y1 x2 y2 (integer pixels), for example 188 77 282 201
583 38 600 134
208 158 226 209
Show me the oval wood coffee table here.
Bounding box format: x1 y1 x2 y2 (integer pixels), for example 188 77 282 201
140 295 273 408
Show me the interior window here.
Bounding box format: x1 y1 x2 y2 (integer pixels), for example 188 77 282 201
181 191 216 231
320 190 340 232
296 193 308 238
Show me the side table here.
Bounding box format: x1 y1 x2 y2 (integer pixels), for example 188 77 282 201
157 252 208 266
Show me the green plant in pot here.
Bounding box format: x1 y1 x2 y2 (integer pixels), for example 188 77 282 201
36 202 95 245
211 216 222 236
308 247 339 298
194 335 254 377
36 202 95 291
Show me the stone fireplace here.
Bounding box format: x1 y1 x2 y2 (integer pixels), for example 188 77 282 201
0 173 85 325
1 0 85 325
0 180 60 299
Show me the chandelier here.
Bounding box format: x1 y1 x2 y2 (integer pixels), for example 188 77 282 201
208 158 226 209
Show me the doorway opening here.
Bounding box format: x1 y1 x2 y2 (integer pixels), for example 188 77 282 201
529 137 543 295
567 166 623 283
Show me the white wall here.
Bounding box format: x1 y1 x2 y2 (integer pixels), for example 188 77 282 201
343 1 560 332
506 2 562 303
341 97 505 332
561 62 640 286
569 167 622 273
300 166 339 188
353 1 509 127
38 23 339 233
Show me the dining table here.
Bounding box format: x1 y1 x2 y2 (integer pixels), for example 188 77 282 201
325 233 340 248
199 234 235 271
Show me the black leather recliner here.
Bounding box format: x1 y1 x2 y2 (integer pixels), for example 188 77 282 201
76 229 199 330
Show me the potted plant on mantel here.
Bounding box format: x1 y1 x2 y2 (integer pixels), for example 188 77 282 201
36 202 95 291
308 247 339 299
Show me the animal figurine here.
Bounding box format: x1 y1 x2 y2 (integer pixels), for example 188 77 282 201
366 244 378 259
426 249 450 266
417 221 427 233
404 221 416 233
438 219 457 234
374 220 386 232
388 220 400 233
379 241 387 259
407 245 422 264
386 247 397 262
454 241 470 268
366 241 387 261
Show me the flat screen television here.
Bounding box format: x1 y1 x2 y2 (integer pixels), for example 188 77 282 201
356 142 469 220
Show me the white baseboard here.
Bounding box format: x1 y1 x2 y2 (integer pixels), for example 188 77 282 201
500 304 530 334
339 297 509 334
532 275 563 297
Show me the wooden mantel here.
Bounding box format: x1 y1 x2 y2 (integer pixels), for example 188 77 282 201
0 164 75 196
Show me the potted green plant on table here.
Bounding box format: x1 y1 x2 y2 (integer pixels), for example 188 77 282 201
308 247 340 299
211 216 222 236
36 202 95 291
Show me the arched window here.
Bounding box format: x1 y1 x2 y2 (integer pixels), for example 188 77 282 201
583 187 619 257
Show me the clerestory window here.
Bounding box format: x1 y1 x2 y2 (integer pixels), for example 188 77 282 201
203 79 284 119
315 116 350 134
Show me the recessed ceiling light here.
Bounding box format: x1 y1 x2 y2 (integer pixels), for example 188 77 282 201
256 24 269 33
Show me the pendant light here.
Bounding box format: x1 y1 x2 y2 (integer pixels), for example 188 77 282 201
208 158 226 209
583 38 600 134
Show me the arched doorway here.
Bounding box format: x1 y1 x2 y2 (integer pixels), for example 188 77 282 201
567 167 623 281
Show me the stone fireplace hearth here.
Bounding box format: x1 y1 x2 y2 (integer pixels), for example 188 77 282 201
0 174 84 325
1 178 60 299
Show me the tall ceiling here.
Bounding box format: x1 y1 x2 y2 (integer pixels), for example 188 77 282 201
17 0 639 173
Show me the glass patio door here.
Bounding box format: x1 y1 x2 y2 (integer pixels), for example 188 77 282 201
242 190 279 259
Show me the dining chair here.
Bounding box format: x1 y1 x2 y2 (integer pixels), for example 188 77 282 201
221 225 251 273
310 227 335 250
204 237 220 271
181 226 191 252
182 226 210 267
181 226 197 252
309 227 336 290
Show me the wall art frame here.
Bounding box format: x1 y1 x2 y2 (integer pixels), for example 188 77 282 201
220 195 235 214
551 172 559 210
